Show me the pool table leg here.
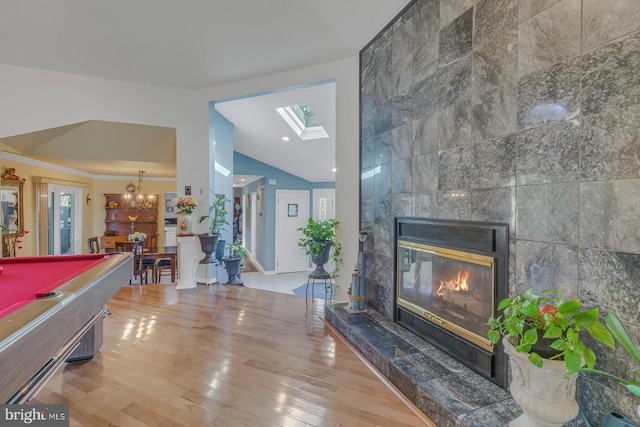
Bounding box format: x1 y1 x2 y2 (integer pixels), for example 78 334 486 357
66 316 104 362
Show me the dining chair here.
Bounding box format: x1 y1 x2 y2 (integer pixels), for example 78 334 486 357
115 241 150 284
87 237 100 254
154 257 173 283
143 234 158 252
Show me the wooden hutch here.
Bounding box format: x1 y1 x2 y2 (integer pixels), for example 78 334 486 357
101 193 159 250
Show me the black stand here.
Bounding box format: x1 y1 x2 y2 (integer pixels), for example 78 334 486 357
305 273 334 306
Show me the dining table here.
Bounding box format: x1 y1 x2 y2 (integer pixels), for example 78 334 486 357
142 245 177 283
109 243 177 284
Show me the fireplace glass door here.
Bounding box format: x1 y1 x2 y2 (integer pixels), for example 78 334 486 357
397 240 495 350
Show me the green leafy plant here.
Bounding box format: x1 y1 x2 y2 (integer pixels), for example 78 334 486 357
297 217 342 276
569 312 640 398
198 195 229 235
487 288 615 372
226 238 247 259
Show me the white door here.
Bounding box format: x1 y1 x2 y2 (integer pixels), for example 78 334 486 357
250 192 257 256
47 184 82 255
312 188 335 221
276 190 310 273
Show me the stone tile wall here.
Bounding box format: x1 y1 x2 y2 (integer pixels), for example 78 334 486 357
360 0 640 423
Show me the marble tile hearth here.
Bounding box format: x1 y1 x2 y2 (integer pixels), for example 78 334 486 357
325 303 521 427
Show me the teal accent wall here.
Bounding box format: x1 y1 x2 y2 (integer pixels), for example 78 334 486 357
234 151 334 271
210 107 234 244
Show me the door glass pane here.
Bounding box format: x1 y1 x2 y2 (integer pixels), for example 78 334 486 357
47 190 55 255
60 192 74 255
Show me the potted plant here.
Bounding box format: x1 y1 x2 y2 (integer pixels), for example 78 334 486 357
487 288 616 426
297 218 342 278
197 195 229 264
222 238 247 285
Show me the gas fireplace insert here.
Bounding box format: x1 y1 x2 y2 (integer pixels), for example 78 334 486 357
395 218 508 389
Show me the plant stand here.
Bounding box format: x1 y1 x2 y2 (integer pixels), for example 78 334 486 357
305 241 335 306
195 262 219 285
503 338 581 427
176 235 197 290
305 274 334 306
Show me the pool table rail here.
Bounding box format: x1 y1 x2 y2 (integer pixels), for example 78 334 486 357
0 253 133 403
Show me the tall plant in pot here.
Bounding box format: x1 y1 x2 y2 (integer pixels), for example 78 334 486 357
487 288 615 427
298 218 342 279
222 239 247 285
197 195 229 264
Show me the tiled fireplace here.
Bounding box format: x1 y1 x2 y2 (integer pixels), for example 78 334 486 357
328 0 640 425
395 218 508 389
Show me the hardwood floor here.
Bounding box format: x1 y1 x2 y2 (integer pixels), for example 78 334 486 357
34 284 433 426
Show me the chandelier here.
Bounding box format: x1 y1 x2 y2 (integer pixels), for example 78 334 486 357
122 170 155 211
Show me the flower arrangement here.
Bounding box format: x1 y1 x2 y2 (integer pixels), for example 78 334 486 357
1 225 28 257
172 197 198 215
128 231 146 241
487 288 615 372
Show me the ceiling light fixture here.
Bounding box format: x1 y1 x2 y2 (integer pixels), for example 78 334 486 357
332 168 337 173
123 170 155 210
281 136 290 142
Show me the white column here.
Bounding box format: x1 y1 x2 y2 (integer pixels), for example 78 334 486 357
176 235 198 290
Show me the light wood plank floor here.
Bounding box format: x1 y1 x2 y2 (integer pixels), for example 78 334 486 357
34 284 432 426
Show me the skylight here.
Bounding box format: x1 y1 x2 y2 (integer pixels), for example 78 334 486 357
276 104 329 140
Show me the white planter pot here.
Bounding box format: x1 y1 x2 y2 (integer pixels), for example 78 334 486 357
503 338 580 427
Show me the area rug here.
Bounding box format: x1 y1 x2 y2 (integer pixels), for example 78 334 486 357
292 283 333 300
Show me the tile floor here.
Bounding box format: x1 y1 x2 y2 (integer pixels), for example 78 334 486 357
152 257 310 296
241 270 309 294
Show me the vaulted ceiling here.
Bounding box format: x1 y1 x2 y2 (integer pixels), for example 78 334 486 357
0 0 410 181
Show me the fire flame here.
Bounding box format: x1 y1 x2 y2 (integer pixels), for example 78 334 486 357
436 270 470 296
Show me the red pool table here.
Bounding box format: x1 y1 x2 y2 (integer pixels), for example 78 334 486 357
0 253 132 403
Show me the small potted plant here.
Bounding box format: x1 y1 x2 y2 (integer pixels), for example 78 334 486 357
487 288 616 426
222 239 247 285
487 288 615 370
297 218 342 278
197 195 229 264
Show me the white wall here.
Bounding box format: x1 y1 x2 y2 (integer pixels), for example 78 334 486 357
198 57 360 298
0 58 361 299
0 63 211 223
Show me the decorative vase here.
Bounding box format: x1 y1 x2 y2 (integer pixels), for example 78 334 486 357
197 233 220 264
177 212 193 234
222 256 243 285
309 240 332 279
215 239 226 262
503 338 581 427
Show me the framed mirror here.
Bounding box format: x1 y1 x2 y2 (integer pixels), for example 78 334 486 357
1 168 25 237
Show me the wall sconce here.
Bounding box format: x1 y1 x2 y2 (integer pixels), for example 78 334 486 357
358 230 368 252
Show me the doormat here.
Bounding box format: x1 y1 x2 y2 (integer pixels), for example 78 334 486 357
292 283 333 300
